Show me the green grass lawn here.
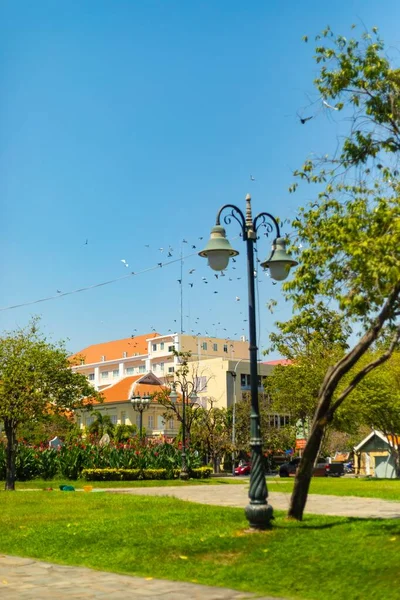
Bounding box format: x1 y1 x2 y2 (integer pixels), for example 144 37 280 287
267 476 400 501
0 492 399 600
0 477 243 490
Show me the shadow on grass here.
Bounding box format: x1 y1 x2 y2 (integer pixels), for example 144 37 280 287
279 515 400 531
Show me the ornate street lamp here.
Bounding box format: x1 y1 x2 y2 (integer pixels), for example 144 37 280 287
169 383 198 480
130 393 151 441
199 194 297 529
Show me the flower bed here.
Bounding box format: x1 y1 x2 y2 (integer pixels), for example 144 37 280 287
0 440 204 481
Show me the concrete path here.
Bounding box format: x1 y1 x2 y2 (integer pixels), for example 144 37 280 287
0 554 282 599
106 483 400 519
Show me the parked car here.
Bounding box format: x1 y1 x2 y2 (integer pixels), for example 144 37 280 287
234 463 251 476
325 462 345 477
279 457 330 478
279 457 301 477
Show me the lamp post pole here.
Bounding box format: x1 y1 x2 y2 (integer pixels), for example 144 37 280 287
130 394 150 441
199 194 297 529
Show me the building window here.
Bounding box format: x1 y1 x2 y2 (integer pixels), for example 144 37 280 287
126 367 134 375
101 355 106 362
196 376 207 392
160 362 164 371
80 358 85 365
110 415 117 425
101 371 109 379
213 343 218 352
139 365 146 373
86 416 93 426
168 366 174 373
152 344 157 351
168 418 174 429
148 415 154 428
223 344 228 353
113 369 119 378
202 342 207 351
121 411 127 424
77 417 81 428
168 345 174 352
160 342 164 350
123 351 127 358
88 373 95 381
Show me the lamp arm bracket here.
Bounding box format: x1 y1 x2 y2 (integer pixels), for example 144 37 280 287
253 212 281 239
216 205 246 236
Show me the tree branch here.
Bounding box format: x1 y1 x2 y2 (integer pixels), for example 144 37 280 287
318 280 400 404
328 324 400 416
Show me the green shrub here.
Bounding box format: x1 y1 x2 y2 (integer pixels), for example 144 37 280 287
82 468 168 481
190 467 213 479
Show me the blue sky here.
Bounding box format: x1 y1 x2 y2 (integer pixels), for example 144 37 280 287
1 1 399 356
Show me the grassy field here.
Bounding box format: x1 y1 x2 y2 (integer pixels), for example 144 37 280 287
267 476 400 501
0 477 243 490
0 492 399 600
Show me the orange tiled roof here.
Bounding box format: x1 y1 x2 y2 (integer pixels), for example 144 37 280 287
263 359 292 366
70 333 160 365
94 375 167 404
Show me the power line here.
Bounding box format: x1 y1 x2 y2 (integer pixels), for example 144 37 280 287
0 252 198 313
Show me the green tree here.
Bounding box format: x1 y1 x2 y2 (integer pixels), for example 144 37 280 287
88 411 115 440
0 319 100 490
349 350 400 474
276 27 400 520
190 401 232 472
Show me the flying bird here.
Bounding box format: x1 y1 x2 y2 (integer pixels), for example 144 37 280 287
84 239 88 245
158 263 163 267
189 283 194 287
298 114 313 124
189 269 196 274
56 290 62 293
201 277 207 280
323 99 339 110
250 175 255 181
191 245 196 249
235 296 240 301
214 291 218 294
121 259 129 267
198 237 203 240
177 279 182 284
214 274 218 279
145 245 150 248
167 252 173 257
232 258 236 263
182 239 188 243
159 248 164 253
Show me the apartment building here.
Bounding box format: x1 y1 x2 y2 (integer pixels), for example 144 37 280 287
70 332 251 390
71 333 289 434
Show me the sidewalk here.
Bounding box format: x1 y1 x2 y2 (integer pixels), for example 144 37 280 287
0 554 283 599
105 484 400 519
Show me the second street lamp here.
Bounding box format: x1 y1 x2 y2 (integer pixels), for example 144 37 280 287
130 393 151 441
199 193 297 530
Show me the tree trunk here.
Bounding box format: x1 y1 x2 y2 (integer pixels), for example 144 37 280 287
288 419 325 520
4 419 17 491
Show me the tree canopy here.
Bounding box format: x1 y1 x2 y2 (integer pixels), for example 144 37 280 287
0 318 100 489
272 26 400 520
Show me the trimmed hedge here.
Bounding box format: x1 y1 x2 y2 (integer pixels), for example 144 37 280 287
191 467 213 479
82 466 213 481
82 468 167 481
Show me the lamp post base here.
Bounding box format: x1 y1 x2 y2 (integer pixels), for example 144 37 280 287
179 469 189 481
244 502 273 530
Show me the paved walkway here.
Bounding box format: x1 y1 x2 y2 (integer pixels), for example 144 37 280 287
106 483 400 519
0 554 282 599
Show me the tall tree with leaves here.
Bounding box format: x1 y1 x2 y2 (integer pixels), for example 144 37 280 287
275 26 400 519
0 319 100 490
